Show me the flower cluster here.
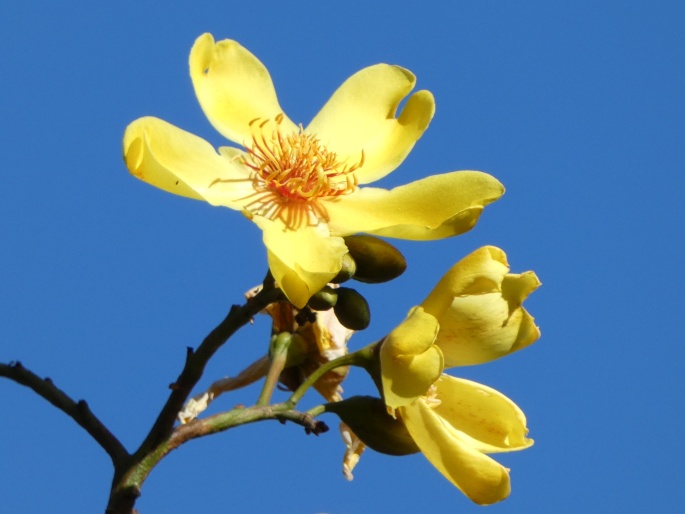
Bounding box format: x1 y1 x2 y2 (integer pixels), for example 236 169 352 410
124 33 541 506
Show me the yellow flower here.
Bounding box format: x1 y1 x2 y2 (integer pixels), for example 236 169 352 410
123 33 505 308
421 246 541 366
380 276 536 504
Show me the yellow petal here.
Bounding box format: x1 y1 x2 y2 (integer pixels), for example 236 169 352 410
323 171 504 239
254 216 347 308
402 401 511 505
189 33 298 145
421 246 509 316
436 291 535 366
380 308 443 413
306 64 435 184
421 247 541 366
432 375 533 453
382 307 439 358
502 271 542 310
123 116 254 207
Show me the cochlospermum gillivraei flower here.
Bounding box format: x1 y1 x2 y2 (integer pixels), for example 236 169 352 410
123 34 504 307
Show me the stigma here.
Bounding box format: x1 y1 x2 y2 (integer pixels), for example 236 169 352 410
240 114 362 229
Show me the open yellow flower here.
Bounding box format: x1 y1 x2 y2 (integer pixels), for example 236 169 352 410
123 33 505 308
380 288 535 503
421 246 541 366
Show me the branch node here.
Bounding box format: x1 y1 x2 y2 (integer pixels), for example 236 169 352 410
305 420 329 436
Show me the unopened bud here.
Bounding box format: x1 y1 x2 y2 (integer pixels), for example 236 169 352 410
327 396 419 455
333 287 371 330
269 332 307 368
331 253 357 284
307 286 338 311
344 235 407 284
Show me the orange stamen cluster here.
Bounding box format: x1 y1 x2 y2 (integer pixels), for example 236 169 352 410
241 115 362 229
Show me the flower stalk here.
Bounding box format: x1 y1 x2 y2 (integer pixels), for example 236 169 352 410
286 343 377 407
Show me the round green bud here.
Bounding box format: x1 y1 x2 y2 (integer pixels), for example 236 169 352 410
344 235 407 284
333 287 371 330
327 396 419 455
307 286 338 311
331 253 357 284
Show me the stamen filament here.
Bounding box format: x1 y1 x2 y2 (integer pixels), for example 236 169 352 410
232 116 362 229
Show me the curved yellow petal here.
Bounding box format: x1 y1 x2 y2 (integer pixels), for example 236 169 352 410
432 375 533 453
380 308 443 414
382 346 443 415
436 291 536 366
254 216 347 308
422 246 509 316
382 307 439 358
189 33 297 145
306 64 435 184
502 271 542 308
324 171 504 239
421 247 541 366
402 401 511 505
123 116 253 207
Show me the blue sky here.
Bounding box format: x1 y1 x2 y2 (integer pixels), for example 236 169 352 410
2 1 684 512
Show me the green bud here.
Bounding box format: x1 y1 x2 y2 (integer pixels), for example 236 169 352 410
269 332 307 368
344 235 407 283
307 286 338 311
333 287 371 330
331 253 357 284
327 396 419 455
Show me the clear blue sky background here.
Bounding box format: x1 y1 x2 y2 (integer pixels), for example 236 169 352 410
2 1 684 513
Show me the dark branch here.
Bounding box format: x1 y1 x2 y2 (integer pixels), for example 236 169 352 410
134 285 284 457
0 361 129 466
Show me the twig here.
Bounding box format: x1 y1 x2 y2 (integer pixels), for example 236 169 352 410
178 355 270 423
0 361 129 466
134 285 284 457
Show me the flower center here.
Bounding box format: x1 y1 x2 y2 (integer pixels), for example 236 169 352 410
240 114 362 229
